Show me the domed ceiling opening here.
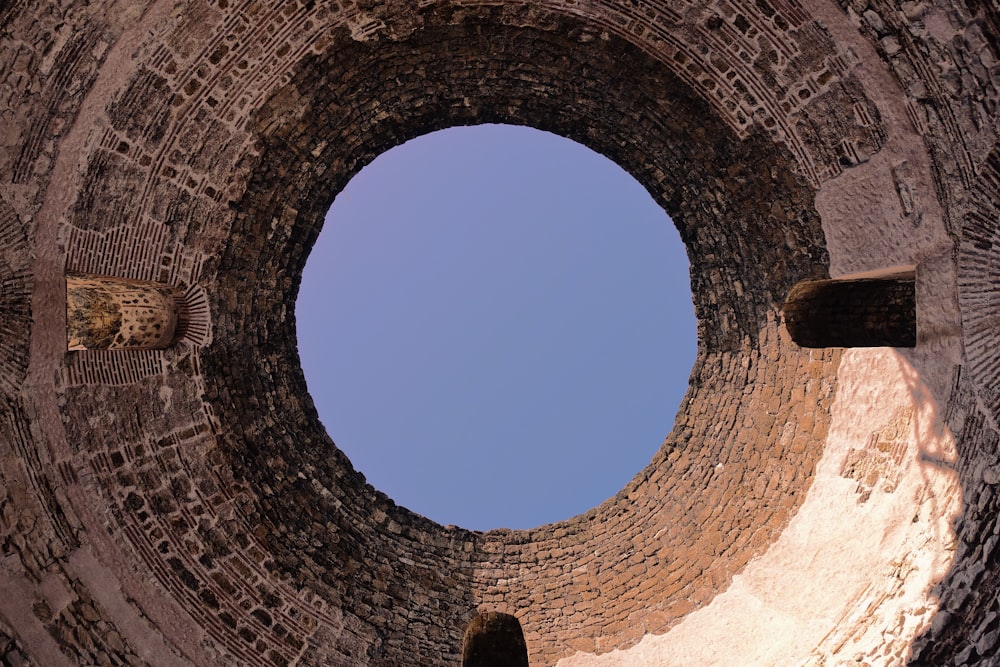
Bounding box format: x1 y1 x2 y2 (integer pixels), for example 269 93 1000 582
197 9 847 653
201 9 849 663
296 123 697 530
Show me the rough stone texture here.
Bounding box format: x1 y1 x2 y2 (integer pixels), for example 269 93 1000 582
0 0 997 665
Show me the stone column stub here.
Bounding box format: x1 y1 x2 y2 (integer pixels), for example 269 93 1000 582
784 266 917 348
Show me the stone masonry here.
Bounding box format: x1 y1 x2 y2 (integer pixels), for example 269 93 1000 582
0 0 998 665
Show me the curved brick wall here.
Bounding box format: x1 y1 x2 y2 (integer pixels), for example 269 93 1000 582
0 0 996 665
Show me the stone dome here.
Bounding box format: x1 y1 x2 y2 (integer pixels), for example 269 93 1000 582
0 0 998 664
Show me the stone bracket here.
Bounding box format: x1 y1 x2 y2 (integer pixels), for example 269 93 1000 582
783 266 916 348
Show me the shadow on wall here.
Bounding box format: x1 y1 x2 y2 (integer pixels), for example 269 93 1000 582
463 612 529 667
893 348 963 663
899 346 986 665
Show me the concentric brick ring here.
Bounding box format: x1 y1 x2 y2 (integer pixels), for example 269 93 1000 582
203 10 837 664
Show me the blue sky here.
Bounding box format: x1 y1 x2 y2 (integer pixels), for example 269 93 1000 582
296 124 696 531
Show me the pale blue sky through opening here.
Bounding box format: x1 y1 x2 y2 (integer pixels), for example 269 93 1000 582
296 124 696 531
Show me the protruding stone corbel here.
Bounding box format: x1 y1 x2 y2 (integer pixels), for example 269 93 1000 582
67 273 182 350
783 266 916 348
